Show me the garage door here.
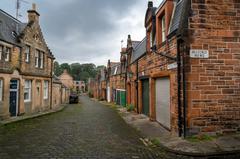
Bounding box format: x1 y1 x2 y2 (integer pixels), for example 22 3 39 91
155 77 170 129
142 79 149 116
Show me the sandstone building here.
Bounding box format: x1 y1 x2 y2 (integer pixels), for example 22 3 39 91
0 4 69 120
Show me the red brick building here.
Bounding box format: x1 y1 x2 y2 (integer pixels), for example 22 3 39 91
91 0 240 137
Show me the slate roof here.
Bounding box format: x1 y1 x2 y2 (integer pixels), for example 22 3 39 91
169 0 184 35
131 37 146 63
0 9 26 46
110 63 121 76
132 41 141 49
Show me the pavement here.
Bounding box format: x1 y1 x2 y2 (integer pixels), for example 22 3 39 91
0 105 66 126
99 101 240 158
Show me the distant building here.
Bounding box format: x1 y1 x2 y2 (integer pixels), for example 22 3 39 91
74 80 85 93
58 69 74 89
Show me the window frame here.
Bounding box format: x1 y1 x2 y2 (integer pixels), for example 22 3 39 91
40 52 44 68
24 80 32 102
5 47 11 62
35 50 40 68
0 45 3 60
44 80 49 99
161 14 166 42
25 45 30 63
0 79 3 102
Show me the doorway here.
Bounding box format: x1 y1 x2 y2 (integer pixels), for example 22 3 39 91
9 79 19 117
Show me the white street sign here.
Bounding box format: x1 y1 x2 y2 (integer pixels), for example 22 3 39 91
190 49 209 58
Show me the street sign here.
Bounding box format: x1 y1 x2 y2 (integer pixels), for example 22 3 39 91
190 49 209 58
167 62 177 70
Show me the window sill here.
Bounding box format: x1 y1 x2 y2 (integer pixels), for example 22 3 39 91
24 100 31 103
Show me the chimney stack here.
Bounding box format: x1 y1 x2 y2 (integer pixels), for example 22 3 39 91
27 3 40 23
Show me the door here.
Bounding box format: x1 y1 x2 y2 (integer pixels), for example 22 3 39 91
9 80 19 117
120 90 126 107
142 79 149 116
155 77 171 129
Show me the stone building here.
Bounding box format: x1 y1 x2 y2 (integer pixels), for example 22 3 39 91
0 4 55 119
58 69 74 89
73 80 86 93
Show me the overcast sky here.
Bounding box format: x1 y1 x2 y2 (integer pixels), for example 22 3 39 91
0 0 162 66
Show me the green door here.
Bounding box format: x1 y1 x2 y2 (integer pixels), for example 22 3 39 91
142 79 149 116
120 91 126 107
116 90 121 105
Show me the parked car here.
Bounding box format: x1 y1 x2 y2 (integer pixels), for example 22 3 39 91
69 93 79 104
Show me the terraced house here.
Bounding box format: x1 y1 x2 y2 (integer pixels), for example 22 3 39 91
0 4 55 119
92 0 240 137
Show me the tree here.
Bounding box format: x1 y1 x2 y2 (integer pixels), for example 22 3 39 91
60 63 71 73
70 63 82 80
53 61 62 76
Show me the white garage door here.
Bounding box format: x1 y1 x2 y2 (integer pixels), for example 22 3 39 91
107 86 111 102
155 77 170 129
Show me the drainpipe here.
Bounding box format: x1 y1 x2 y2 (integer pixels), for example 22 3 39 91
50 59 53 109
136 60 139 113
177 39 183 137
182 44 187 138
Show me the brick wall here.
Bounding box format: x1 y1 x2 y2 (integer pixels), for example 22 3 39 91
187 0 240 134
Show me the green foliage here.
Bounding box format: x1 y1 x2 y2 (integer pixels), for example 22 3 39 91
126 104 134 112
53 61 102 82
150 138 161 146
186 134 217 142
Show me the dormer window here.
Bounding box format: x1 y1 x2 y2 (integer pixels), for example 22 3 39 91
161 15 166 42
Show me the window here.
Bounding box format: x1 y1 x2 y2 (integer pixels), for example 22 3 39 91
0 45 3 60
161 15 166 42
24 80 31 102
5 47 10 62
25 45 30 62
44 80 48 99
35 50 44 68
40 52 44 68
0 80 3 101
150 31 153 48
35 50 39 67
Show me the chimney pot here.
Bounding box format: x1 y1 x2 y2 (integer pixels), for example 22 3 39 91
32 3 36 10
148 1 153 8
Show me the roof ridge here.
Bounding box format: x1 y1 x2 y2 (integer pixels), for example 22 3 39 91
0 9 23 24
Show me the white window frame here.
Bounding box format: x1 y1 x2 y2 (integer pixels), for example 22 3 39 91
40 52 44 68
5 47 10 62
161 15 166 42
24 80 31 102
0 45 3 60
25 45 30 62
35 50 40 67
150 31 153 48
44 80 49 99
0 80 3 101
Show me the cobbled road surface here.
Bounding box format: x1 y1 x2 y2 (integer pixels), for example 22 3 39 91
0 96 236 159
0 96 229 159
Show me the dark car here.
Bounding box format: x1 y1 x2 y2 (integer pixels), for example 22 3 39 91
69 93 79 104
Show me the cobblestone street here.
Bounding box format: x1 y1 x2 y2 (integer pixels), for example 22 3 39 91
0 96 181 159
